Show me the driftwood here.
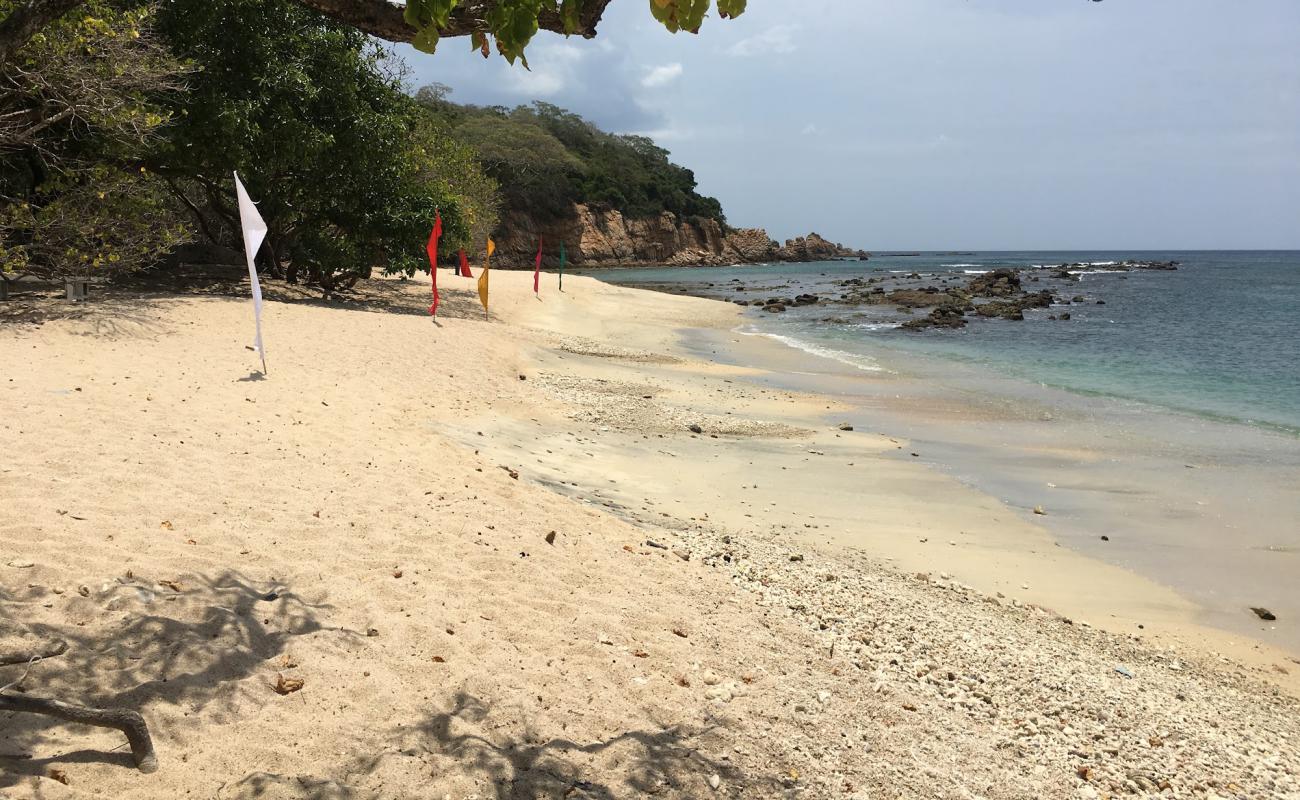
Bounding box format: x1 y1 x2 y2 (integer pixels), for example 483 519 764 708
0 637 158 773
0 693 158 773
0 639 68 666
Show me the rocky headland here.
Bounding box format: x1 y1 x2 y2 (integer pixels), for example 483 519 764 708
492 204 869 268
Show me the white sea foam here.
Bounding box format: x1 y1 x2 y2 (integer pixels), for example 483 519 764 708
943 263 982 268
850 321 905 332
963 269 990 274
736 326 887 372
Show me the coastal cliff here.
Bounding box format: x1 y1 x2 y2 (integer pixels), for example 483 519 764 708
492 204 867 268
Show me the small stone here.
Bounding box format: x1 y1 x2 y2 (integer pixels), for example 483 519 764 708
366 628 379 637
837 423 854 431
1032 505 1046 515
708 774 721 790
6 560 34 568
1251 607 1277 621
688 424 703 434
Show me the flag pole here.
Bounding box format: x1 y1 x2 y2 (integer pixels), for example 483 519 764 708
234 171 269 376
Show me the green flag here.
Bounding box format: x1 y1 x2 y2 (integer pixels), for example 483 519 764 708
559 241 566 291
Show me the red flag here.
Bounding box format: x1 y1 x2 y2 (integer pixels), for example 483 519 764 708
458 248 473 278
426 211 442 315
533 236 543 294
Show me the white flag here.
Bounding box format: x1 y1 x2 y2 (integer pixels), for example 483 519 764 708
234 172 268 373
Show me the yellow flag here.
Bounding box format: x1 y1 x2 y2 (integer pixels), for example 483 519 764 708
477 238 493 315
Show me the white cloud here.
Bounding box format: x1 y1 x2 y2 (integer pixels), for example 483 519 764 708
641 62 684 88
504 40 585 96
726 25 798 57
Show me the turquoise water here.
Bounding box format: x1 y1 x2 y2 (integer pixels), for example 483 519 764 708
586 251 1300 435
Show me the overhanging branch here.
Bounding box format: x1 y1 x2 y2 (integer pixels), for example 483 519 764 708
292 0 614 44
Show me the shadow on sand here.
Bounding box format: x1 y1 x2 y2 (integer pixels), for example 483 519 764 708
0 571 335 789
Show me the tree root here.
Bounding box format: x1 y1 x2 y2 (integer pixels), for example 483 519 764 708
0 692 158 773
0 639 68 667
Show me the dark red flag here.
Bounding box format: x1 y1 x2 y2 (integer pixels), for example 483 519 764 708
458 248 473 278
426 211 442 315
533 235 543 294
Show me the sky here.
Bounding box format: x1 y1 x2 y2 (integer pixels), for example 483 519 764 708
399 0 1300 250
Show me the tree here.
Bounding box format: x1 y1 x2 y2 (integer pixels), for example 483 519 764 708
448 110 583 220
0 0 191 282
150 0 485 294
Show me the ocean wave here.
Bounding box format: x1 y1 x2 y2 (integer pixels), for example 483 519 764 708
849 321 904 332
963 269 990 274
736 327 887 372
943 263 982 268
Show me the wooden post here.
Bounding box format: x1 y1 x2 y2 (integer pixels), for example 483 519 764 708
64 279 89 301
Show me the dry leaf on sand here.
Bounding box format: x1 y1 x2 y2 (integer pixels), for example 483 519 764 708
273 673 304 695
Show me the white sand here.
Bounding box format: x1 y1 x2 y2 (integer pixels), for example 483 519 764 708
1 269 1296 798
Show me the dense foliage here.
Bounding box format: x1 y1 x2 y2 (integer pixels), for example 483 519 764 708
149 0 496 293
418 89 725 224
0 1 190 280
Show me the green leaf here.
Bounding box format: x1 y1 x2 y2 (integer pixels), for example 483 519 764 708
411 24 440 53
487 0 542 65
678 0 709 33
648 0 678 33
560 0 583 35
403 0 431 29
716 0 745 19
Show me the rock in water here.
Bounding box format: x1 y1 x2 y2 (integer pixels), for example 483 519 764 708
1251 607 1277 621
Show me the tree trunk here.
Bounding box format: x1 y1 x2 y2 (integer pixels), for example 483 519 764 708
0 0 86 65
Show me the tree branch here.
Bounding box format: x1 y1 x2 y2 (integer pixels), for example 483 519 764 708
0 692 158 773
0 639 67 667
0 0 86 65
2 0 615 65
292 0 614 43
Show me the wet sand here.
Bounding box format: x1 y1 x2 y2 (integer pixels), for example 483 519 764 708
676 324 1300 656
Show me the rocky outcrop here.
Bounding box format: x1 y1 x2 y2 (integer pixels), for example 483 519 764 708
774 232 861 262
490 204 867 268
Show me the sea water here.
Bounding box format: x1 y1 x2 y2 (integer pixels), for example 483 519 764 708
591 251 1300 435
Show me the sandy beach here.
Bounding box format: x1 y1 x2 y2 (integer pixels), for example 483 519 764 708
2 269 1298 799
